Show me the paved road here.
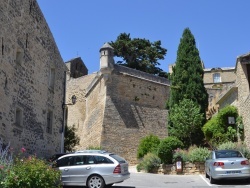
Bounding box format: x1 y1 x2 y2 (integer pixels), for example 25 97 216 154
115 166 250 188
63 166 250 188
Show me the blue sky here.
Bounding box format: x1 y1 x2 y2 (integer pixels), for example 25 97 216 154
37 0 250 74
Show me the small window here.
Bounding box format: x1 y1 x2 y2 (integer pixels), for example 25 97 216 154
49 68 55 90
15 108 23 127
46 110 53 134
246 64 250 90
213 73 221 83
16 50 23 65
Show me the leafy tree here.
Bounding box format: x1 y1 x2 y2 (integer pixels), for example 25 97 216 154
202 105 239 147
137 134 160 159
168 28 208 146
169 28 208 117
110 33 168 78
168 99 204 146
64 124 80 152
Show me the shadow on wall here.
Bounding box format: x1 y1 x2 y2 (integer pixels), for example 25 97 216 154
109 97 145 128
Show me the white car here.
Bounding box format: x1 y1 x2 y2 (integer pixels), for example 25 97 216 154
205 149 250 184
53 150 130 188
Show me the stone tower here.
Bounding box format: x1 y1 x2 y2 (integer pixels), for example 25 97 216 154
100 43 114 69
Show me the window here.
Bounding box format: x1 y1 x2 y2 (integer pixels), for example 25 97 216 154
94 156 113 164
213 73 221 83
46 110 53 134
16 50 23 65
49 68 55 90
15 108 23 127
247 64 250 89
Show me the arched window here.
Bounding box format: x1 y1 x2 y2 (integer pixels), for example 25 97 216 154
213 73 221 83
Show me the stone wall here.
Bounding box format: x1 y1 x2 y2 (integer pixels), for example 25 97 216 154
0 0 66 157
235 54 250 147
66 64 170 164
65 57 88 78
204 67 236 87
156 162 205 175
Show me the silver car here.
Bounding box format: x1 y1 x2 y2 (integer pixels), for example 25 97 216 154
205 149 250 184
53 150 130 188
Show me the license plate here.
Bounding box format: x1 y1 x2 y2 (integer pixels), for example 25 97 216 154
226 171 241 174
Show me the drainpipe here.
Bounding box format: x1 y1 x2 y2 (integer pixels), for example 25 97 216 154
61 70 67 153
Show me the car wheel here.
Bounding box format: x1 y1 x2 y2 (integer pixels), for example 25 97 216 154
209 173 216 184
87 175 105 188
205 172 209 178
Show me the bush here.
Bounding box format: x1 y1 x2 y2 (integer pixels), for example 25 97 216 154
157 136 183 164
2 155 61 188
188 147 210 162
137 134 160 159
237 142 250 159
0 142 13 184
217 141 250 159
173 148 189 163
202 105 238 147
137 153 161 173
217 141 236 150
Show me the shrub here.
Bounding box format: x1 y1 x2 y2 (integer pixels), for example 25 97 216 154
237 142 250 159
2 155 61 188
87 146 102 150
202 105 238 147
0 142 13 185
64 124 80 152
173 148 189 163
157 136 183 164
188 147 210 163
217 141 250 159
137 153 161 173
137 134 160 159
217 141 236 150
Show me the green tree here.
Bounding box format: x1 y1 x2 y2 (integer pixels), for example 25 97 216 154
168 28 208 146
110 33 168 78
64 124 80 152
169 99 204 146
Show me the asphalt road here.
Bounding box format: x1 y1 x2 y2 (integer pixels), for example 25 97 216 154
115 172 250 188
63 167 250 188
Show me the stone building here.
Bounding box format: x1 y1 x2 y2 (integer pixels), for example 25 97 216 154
65 57 88 78
168 64 236 119
66 43 170 164
235 53 250 146
203 67 236 118
0 1 67 157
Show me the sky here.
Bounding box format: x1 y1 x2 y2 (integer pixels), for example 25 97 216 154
37 0 250 74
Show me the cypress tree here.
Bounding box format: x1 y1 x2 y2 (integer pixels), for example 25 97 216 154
169 28 208 145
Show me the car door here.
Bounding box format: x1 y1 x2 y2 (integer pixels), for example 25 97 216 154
68 155 96 185
56 156 72 184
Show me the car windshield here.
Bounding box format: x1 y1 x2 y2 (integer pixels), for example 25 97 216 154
109 154 126 163
215 151 243 158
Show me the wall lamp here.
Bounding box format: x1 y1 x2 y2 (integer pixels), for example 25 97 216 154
62 95 77 108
